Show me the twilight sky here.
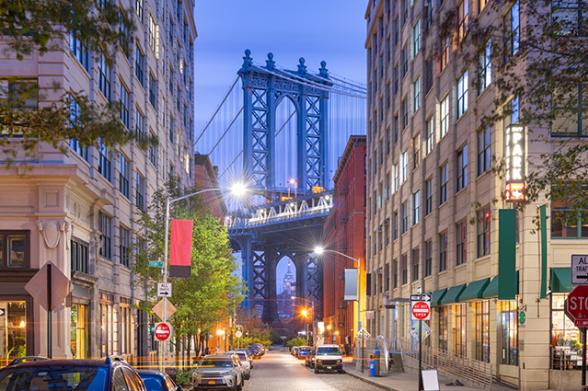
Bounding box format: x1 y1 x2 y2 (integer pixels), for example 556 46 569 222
194 0 368 294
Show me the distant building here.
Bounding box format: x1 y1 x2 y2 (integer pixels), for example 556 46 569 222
321 135 366 346
194 154 227 220
277 261 296 320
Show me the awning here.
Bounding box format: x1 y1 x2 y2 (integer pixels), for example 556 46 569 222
459 278 490 301
430 289 447 307
551 267 572 293
439 284 466 305
482 271 520 298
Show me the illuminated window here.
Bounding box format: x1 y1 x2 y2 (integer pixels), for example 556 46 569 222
451 303 467 357
499 300 518 365
473 300 490 362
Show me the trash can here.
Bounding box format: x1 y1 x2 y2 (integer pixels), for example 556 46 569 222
373 349 381 376
369 354 376 377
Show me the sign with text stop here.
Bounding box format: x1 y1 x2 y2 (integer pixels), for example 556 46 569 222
565 285 588 327
154 322 172 341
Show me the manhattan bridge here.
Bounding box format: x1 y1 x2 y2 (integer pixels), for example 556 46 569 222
197 50 366 324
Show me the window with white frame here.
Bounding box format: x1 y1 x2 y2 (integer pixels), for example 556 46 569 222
412 20 420 57
425 116 434 154
400 151 408 184
413 78 420 112
412 190 420 225
440 95 449 137
477 127 491 175
457 144 469 191
457 70 469 118
479 40 492 93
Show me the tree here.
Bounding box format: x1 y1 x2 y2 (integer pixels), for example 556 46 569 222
136 180 244 362
438 0 588 216
0 0 139 160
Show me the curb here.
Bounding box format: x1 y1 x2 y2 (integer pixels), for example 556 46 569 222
344 369 400 391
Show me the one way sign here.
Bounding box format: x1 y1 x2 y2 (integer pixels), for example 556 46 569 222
571 255 588 285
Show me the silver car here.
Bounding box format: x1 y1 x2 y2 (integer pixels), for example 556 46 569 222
192 355 244 391
226 351 251 379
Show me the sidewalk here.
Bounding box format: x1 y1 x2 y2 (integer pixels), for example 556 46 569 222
343 360 512 391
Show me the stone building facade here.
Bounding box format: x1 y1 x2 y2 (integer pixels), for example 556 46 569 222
0 0 196 363
365 1 587 389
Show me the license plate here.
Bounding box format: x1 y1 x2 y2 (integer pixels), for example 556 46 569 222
207 380 217 385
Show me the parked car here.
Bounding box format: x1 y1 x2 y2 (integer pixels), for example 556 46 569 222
7 356 48 366
247 344 264 359
226 350 252 378
139 370 183 391
192 355 244 391
290 346 299 357
304 348 316 368
297 346 312 360
0 357 147 390
314 344 344 374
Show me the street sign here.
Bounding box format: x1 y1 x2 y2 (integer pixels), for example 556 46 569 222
411 294 431 321
154 322 172 341
148 260 164 268
235 330 243 338
0 308 5 316
565 285 588 326
572 255 588 285
157 283 172 297
152 298 176 321
24 262 70 311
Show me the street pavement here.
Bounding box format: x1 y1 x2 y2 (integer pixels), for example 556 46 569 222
243 348 382 391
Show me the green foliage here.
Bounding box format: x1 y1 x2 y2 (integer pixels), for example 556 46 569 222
286 337 307 348
240 336 271 348
0 0 143 160
174 370 193 386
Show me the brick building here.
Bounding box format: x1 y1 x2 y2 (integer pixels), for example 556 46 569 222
322 135 366 349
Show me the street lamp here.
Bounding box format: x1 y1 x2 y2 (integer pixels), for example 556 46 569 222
313 245 364 371
292 295 315 345
299 307 311 345
160 182 248 365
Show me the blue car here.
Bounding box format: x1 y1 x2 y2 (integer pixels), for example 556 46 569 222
139 370 183 391
297 346 312 359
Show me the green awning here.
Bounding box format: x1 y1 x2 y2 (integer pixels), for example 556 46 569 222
439 284 466 305
430 289 447 307
482 272 520 298
459 278 490 301
551 267 572 293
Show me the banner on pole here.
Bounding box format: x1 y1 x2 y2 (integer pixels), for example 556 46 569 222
344 269 358 300
169 219 193 277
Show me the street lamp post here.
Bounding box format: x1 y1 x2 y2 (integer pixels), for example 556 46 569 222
313 246 364 372
160 182 248 367
292 296 314 345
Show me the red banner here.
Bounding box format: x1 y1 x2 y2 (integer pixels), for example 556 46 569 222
169 219 193 278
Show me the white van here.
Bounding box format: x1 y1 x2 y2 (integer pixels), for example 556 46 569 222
313 344 344 374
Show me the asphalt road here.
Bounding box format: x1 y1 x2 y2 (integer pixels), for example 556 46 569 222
243 349 381 391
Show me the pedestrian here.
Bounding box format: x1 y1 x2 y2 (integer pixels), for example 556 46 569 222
344 336 351 356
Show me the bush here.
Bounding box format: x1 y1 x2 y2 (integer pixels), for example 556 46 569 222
286 336 307 348
175 370 193 386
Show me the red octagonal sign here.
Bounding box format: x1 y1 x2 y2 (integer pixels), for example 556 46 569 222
154 322 172 342
565 285 588 327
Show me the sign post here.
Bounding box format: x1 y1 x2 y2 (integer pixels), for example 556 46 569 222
411 294 431 391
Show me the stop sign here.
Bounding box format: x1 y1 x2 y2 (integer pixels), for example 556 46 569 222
154 322 172 341
411 301 431 321
565 285 588 326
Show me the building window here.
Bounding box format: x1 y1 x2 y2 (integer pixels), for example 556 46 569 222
551 201 588 239
135 0 143 21
551 83 586 137
99 212 112 260
440 95 449 138
98 52 111 101
149 72 158 108
477 206 491 257
392 211 399 240
439 163 448 205
412 190 420 225
457 71 469 118
392 259 398 288
0 231 29 268
500 300 518 365
68 98 88 161
100 294 116 356
148 14 157 51
506 0 520 56
474 300 490 363
413 78 420 112
440 38 450 71
70 238 89 274
98 139 112 181
393 164 399 193
70 303 89 359
411 247 419 282
119 82 130 129
439 231 447 271
412 20 421 57
69 32 90 71
477 127 491 175
551 294 581 368
457 144 469 191
401 202 408 234
119 226 131 268
552 0 588 36
136 172 146 211
120 300 132 354
119 155 130 199
401 254 408 285
458 0 470 42
0 300 28 360
452 303 467 357
456 220 467 265
425 178 433 215
425 117 435 155
479 40 492 93
148 130 158 166
400 151 408 184
135 107 146 144
438 306 449 352
402 97 409 128
135 43 145 86
402 45 408 77
424 240 432 277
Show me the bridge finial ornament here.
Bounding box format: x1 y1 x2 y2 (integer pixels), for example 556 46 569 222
266 52 275 69
319 60 329 78
297 57 307 74
242 49 253 70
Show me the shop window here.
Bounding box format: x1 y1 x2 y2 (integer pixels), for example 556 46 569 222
451 303 467 357
70 303 89 359
552 294 582 369
438 306 449 352
499 300 518 365
473 300 490 363
0 300 27 364
0 231 29 268
120 299 132 355
100 294 118 356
